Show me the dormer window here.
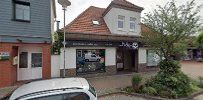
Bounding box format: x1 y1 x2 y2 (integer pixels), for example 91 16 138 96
92 20 100 25
118 15 125 30
130 17 136 31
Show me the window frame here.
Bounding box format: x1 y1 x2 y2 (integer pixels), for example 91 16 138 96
13 0 31 22
117 15 125 30
129 17 136 32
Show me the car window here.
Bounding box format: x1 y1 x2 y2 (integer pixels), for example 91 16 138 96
66 92 89 100
91 55 96 57
27 92 90 100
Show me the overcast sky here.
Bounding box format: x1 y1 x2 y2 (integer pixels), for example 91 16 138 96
55 0 203 29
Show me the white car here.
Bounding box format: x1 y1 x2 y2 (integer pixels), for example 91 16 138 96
85 54 101 62
9 78 97 100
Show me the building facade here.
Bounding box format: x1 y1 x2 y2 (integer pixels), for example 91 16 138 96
0 0 56 87
58 0 159 77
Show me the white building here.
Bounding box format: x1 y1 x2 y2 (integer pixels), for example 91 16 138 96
53 0 159 77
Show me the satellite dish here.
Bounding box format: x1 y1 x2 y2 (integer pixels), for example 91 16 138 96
58 0 71 8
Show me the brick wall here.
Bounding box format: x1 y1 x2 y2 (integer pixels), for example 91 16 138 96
0 43 16 87
42 45 51 79
0 42 51 88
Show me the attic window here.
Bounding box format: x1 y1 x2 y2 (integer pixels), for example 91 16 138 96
92 20 100 25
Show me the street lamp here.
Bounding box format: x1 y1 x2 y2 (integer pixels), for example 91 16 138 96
58 0 71 78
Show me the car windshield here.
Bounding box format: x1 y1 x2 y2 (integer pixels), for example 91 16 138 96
88 84 96 97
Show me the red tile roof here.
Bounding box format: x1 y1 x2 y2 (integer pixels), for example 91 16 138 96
112 0 143 10
64 0 143 35
65 6 111 35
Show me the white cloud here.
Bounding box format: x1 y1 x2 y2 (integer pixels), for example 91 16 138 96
55 0 203 29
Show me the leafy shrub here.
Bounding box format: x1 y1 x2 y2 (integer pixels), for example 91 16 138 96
132 74 142 84
143 60 199 98
142 86 157 95
159 60 180 75
132 74 142 90
124 86 135 93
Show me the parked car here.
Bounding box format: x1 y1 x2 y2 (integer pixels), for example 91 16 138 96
85 54 101 62
9 78 97 100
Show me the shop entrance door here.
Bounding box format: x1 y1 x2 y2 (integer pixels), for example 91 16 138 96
18 47 42 81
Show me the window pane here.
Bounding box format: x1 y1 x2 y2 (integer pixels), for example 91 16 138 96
19 52 28 68
130 23 135 30
31 53 42 68
118 21 124 28
24 9 30 20
16 5 24 20
68 92 90 100
15 3 30 21
147 50 160 66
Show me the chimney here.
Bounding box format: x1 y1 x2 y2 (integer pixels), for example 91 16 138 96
56 21 60 31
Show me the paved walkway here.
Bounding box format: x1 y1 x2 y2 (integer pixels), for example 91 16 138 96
87 72 156 96
0 86 17 99
181 61 203 79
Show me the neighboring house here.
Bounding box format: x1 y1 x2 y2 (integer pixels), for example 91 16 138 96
57 0 159 77
183 36 202 61
0 0 56 87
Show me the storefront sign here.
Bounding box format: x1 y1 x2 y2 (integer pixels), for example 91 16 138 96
66 41 139 49
66 41 120 47
120 42 138 49
0 52 10 60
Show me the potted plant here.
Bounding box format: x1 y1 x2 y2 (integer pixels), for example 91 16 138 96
132 74 142 90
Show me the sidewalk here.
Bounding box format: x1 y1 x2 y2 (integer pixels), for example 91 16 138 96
0 86 18 99
87 72 157 96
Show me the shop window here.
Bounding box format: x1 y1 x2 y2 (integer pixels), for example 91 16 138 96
147 50 160 66
76 49 105 74
31 53 42 67
19 52 28 68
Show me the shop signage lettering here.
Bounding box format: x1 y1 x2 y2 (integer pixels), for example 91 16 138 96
66 41 138 49
0 52 10 60
120 42 138 49
67 41 116 47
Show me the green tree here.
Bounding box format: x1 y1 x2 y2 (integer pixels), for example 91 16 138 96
142 0 200 61
51 32 64 55
197 31 203 49
140 0 201 98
